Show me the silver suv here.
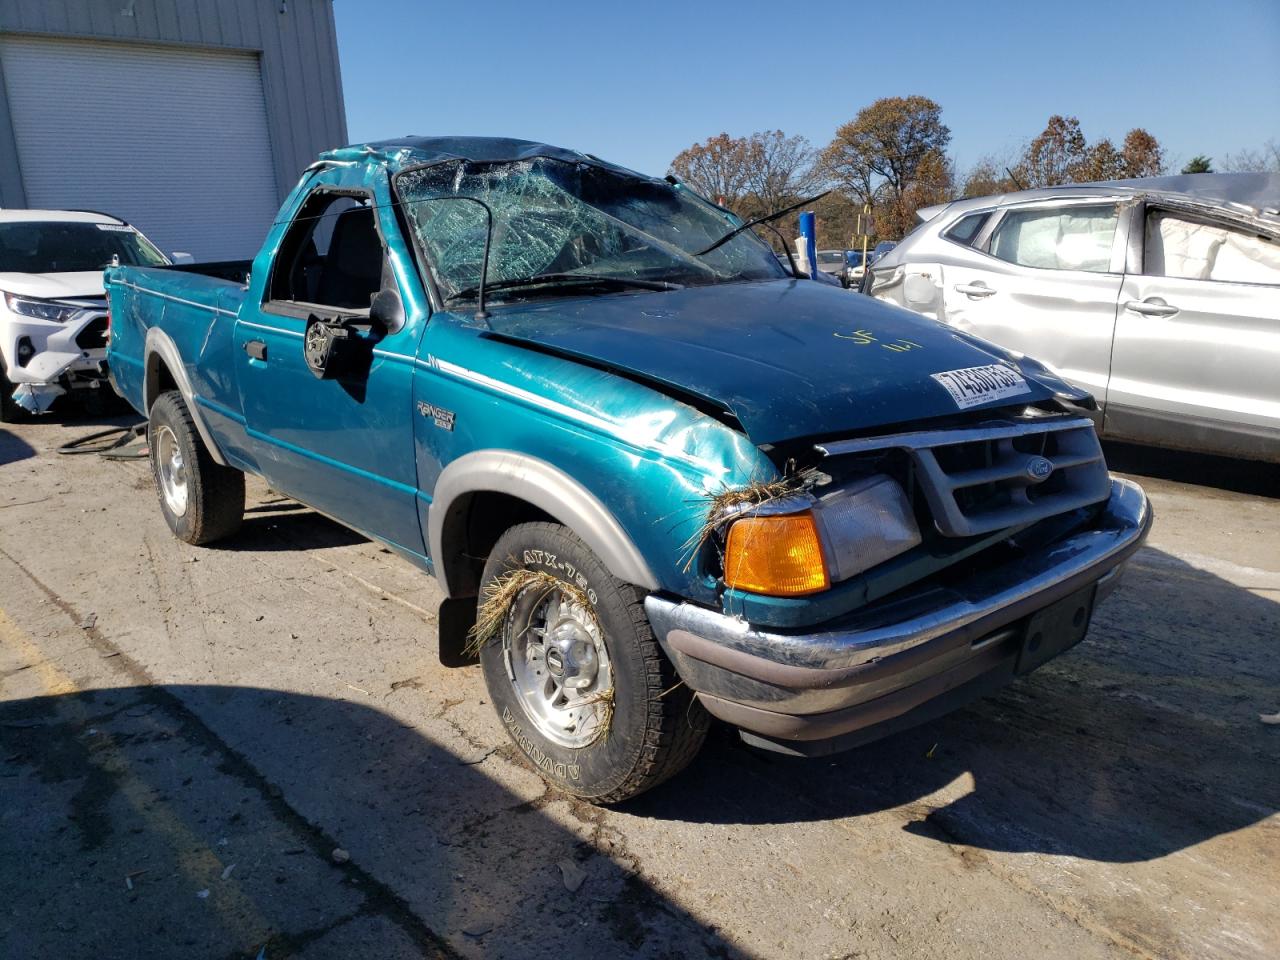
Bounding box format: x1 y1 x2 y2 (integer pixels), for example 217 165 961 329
866 174 1280 463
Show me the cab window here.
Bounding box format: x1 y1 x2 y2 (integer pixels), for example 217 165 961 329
1145 210 1280 285
268 192 386 311
988 205 1118 273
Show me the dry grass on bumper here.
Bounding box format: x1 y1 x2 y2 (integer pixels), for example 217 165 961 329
681 473 816 571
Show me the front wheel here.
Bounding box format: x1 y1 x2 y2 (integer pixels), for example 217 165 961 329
148 391 244 544
475 522 708 803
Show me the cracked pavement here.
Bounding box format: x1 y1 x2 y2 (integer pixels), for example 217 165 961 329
1 413 1277 959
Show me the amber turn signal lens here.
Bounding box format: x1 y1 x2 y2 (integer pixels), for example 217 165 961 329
723 511 830 596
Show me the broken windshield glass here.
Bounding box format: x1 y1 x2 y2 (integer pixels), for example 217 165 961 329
395 157 785 303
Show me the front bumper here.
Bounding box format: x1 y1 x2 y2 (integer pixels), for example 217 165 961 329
2 308 109 386
644 477 1151 755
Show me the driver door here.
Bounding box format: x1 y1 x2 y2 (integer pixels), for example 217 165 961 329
235 183 427 558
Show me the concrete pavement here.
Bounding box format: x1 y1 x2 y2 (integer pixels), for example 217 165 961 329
1 412 1277 959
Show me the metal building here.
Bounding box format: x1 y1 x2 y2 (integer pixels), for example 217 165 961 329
0 1 347 260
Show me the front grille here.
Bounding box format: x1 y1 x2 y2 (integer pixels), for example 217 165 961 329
818 417 1110 537
75 315 109 350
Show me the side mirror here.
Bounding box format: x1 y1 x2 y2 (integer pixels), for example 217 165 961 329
303 316 350 379
170 251 195 264
369 285 404 333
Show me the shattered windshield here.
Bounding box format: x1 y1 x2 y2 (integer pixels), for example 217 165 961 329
0 221 167 273
396 157 786 303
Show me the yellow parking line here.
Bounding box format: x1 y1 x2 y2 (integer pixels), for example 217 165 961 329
0 608 77 696
0 606 274 951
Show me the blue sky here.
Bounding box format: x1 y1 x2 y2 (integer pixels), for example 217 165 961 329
333 0 1279 178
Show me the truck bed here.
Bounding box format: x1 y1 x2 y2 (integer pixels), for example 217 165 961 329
104 262 250 458
153 259 254 285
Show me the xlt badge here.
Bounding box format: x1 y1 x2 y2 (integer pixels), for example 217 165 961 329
416 400 455 431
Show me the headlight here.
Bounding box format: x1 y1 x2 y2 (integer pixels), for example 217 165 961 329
721 475 921 597
3 292 81 323
811 475 921 582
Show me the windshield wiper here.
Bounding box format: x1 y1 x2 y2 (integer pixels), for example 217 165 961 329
449 272 682 302
693 190 831 258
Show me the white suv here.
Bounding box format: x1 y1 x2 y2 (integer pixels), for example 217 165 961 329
866 175 1280 463
0 210 174 420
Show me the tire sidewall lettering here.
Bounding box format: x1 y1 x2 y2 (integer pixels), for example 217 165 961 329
521 549 598 605
501 706 581 781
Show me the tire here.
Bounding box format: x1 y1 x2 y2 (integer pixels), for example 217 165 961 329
476 522 708 803
147 391 244 545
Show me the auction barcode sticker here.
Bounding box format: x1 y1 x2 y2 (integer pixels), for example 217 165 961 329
931 363 1031 409
94 223 136 232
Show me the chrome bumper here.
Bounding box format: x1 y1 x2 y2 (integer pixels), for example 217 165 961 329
644 477 1151 749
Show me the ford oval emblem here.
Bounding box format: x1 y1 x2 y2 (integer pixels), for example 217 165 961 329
1026 456 1054 482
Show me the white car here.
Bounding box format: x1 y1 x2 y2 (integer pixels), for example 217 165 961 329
0 209 175 420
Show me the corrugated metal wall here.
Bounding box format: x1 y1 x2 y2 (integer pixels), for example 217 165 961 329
0 0 347 209
1 35 285 259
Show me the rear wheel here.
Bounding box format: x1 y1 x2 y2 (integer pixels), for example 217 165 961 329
475 522 708 803
148 391 244 544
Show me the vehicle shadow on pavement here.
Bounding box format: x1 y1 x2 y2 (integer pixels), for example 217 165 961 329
208 507 372 553
0 428 37 466
0 684 747 960
631 548 1280 866
1103 441 1280 498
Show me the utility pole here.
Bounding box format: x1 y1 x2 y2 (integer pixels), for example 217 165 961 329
858 203 872 271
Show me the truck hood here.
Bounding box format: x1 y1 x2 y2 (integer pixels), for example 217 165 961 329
0 271 106 300
480 279 1064 445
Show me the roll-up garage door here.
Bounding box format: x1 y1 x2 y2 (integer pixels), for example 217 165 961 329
0 35 281 261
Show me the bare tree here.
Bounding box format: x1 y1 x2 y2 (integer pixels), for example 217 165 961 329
743 130 820 218
668 129 821 224
668 133 753 208
1220 141 1280 172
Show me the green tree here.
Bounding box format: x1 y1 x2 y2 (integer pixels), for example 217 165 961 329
1181 155 1213 174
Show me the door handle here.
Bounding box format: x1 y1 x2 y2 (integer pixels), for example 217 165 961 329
1123 298 1179 318
243 339 267 361
954 282 996 298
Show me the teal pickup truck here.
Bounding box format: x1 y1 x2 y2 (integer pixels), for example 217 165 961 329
106 137 1151 803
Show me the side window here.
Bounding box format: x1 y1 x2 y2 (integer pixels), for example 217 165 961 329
1145 210 1280 285
268 192 386 311
944 212 989 246
988 205 1118 272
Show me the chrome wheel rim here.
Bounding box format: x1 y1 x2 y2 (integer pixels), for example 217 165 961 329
154 425 189 517
503 583 613 749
